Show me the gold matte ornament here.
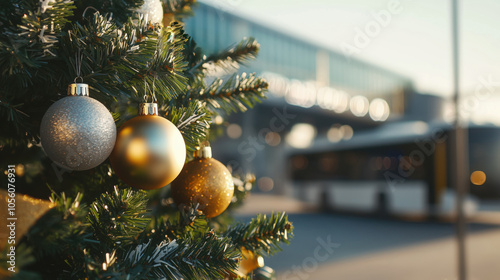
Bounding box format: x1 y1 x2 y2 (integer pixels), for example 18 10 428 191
0 189 55 251
171 146 234 218
110 103 186 190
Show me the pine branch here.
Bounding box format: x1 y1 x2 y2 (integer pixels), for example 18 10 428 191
182 35 204 79
224 212 293 256
118 234 239 279
143 207 209 248
0 98 30 137
181 37 266 115
88 186 150 247
164 100 211 153
21 192 93 278
146 22 190 102
77 249 118 280
193 37 260 76
0 0 76 85
200 73 268 114
25 192 90 258
51 246 118 280
0 99 29 120
165 204 208 239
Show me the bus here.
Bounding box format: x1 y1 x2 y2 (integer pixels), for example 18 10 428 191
287 121 500 217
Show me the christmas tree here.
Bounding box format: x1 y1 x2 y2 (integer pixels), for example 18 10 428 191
0 0 293 279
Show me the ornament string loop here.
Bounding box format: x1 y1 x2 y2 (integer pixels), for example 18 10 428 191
143 79 148 102
152 75 158 103
82 6 99 19
74 76 84 83
143 78 151 103
74 49 83 83
143 77 158 103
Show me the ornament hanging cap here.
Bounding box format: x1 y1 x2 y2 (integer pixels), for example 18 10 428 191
139 102 158 116
194 141 212 158
69 51 87 96
140 77 158 116
68 83 89 96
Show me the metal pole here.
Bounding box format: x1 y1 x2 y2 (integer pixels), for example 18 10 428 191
451 0 468 279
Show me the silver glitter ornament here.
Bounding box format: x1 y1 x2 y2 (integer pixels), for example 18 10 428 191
40 83 117 171
135 0 164 24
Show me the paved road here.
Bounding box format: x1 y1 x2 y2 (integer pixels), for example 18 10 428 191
234 194 500 280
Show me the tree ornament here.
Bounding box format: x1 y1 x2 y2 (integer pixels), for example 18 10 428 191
234 248 265 277
171 145 234 218
163 13 175 27
110 103 186 190
0 189 55 251
251 266 276 280
40 83 116 170
136 0 164 24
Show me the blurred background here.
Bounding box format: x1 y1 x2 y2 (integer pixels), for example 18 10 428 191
185 1 500 279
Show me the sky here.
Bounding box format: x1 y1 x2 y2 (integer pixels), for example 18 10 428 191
202 0 500 123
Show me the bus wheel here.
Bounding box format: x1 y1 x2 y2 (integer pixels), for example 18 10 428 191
376 191 388 216
320 190 333 212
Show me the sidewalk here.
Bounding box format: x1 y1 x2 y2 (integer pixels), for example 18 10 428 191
305 228 500 280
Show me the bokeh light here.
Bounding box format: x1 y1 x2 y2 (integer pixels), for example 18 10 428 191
369 98 390 121
258 177 274 192
286 123 317 148
327 125 343 143
470 170 486 186
265 131 281 146
350 96 369 117
227 123 242 139
340 125 354 140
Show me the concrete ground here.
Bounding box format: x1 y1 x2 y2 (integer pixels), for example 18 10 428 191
305 229 500 280
235 194 500 280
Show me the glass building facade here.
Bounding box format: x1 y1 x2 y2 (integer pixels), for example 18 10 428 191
184 2 414 117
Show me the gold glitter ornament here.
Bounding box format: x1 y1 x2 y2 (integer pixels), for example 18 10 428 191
171 145 234 218
110 103 186 190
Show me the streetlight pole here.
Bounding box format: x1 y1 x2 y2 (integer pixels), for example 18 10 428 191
451 0 468 279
